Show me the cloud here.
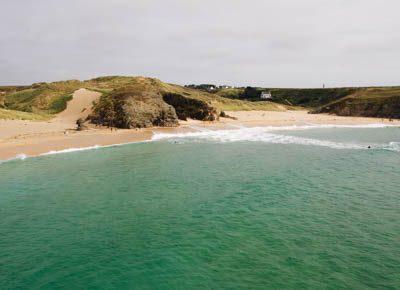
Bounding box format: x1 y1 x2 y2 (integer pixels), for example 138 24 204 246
1 0 399 87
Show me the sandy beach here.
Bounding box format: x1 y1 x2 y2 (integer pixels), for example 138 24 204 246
1 89 399 161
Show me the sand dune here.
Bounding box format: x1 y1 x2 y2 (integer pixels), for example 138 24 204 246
54 88 101 124
0 88 100 140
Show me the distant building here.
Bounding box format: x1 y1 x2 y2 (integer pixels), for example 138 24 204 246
260 91 272 99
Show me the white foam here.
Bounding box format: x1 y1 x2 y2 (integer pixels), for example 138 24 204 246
15 153 28 160
152 125 400 152
1 124 398 164
40 145 101 156
383 142 400 152
0 140 152 164
0 153 29 164
39 139 153 156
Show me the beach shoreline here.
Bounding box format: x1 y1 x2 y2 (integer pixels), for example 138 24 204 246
1 110 399 161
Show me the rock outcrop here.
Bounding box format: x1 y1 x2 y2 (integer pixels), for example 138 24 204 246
90 86 179 128
89 77 221 128
162 93 219 121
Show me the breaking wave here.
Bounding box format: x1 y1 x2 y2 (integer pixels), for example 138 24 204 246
40 145 102 156
0 141 151 164
1 124 398 164
152 125 400 152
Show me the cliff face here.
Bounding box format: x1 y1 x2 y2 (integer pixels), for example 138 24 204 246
162 93 219 121
313 96 400 119
312 88 400 119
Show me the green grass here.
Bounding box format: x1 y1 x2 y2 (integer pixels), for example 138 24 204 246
5 76 398 121
3 76 291 118
162 83 288 112
4 82 82 114
47 94 73 114
311 87 400 118
217 87 356 108
0 108 50 120
216 88 244 99
316 87 400 108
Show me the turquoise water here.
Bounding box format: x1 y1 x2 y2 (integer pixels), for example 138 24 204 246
1 126 400 289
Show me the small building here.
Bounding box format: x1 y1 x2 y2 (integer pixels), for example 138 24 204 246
260 91 272 100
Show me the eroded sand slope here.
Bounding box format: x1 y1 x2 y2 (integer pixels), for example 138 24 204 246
54 88 101 124
0 88 101 140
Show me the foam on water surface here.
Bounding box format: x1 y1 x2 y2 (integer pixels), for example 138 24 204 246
152 124 400 152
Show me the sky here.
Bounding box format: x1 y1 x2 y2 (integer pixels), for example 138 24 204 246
1 0 399 87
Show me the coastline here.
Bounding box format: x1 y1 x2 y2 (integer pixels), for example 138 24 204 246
1 110 399 161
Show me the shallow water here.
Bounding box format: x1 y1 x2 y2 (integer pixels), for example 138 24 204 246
1 126 399 289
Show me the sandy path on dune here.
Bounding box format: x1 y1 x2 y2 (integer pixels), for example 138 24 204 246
54 88 101 124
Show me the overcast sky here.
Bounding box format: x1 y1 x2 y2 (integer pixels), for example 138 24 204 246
1 0 399 87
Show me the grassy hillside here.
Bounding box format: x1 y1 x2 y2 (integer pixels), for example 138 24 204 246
216 85 400 119
4 81 80 115
267 88 356 107
4 76 398 122
312 87 400 118
0 86 30 108
2 76 286 125
216 87 356 108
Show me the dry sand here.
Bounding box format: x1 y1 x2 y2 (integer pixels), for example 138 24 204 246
224 110 400 126
1 89 399 161
54 88 101 123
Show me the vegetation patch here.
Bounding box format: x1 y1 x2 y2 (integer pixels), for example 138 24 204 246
48 94 73 114
312 88 400 118
0 108 50 121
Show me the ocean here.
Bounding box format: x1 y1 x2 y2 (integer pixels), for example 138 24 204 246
1 125 399 289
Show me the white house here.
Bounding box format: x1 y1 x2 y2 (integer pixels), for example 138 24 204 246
260 91 272 99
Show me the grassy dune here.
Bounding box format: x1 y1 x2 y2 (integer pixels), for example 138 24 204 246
4 81 79 115
3 76 397 121
1 76 287 121
0 108 50 121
